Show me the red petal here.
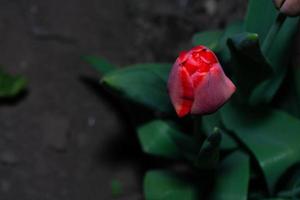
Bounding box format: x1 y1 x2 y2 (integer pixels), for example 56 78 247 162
178 51 188 63
191 45 206 52
168 62 194 117
191 71 206 88
191 63 236 115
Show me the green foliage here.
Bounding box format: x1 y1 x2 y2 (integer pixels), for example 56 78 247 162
221 103 300 193
209 151 250 200
111 179 123 198
193 21 244 63
83 55 116 75
0 69 27 98
192 30 222 50
194 129 221 169
245 0 277 41
228 32 272 103
87 0 300 199
137 120 197 159
102 63 173 113
217 21 244 63
250 16 299 105
202 112 238 150
144 170 199 200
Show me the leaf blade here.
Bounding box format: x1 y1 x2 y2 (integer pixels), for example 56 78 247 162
102 63 173 113
221 103 300 193
144 170 199 200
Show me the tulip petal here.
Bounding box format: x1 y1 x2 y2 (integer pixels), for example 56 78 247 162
281 0 300 16
168 63 194 117
191 64 236 115
273 0 285 8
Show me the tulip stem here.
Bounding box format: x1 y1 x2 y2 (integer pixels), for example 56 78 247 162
193 116 205 144
262 13 287 55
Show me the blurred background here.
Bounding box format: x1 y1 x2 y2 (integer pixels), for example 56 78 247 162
0 0 296 199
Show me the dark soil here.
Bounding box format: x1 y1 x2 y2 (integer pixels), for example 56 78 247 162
0 0 255 199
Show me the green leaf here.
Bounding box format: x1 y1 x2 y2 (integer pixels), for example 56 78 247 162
209 151 250 200
250 17 299 105
83 55 116 75
217 20 244 63
192 30 222 50
102 63 173 113
245 0 299 104
221 103 300 193
111 179 123 198
0 69 27 97
276 169 300 199
249 67 287 105
137 120 197 159
267 17 299 71
195 128 221 169
245 0 277 41
144 170 199 200
202 112 238 150
274 68 300 118
227 32 272 103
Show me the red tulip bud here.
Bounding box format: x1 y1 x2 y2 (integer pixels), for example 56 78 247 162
273 0 300 16
168 46 236 117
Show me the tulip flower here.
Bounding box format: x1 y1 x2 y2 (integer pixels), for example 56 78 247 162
168 46 236 117
273 0 300 16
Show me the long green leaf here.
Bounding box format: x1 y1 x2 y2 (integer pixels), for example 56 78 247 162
0 69 27 97
228 32 272 103
102 63 173 113
137 120 197 159
245 0 277 41
144 170 199 200
209 151 250 200
83 55 117 75
221 103 300 193
195 129 221 169
250 17 299 105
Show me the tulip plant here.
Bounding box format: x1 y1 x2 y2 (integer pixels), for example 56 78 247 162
0 69 27 99
85 0 300 199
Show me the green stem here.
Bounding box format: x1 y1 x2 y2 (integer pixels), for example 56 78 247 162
192 116 205 144
262 13 287 55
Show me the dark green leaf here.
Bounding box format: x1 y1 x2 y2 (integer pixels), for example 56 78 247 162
209 151 250 200
192 30 222 50
221 103 300 193
266 17 299 71
111 179 123 198
202 112 238 150
137 120 199 158
245 0 277 41
250 17 299 105
83 55 116 75
276 169 300 199
217 20 244 63
137 120 180 159
0 69 27 98
144 170 199 200
195 129 221 169
273 68 300 118
250 67 287 105
137 120 197 160
102 63 173 113
228 32 272 103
